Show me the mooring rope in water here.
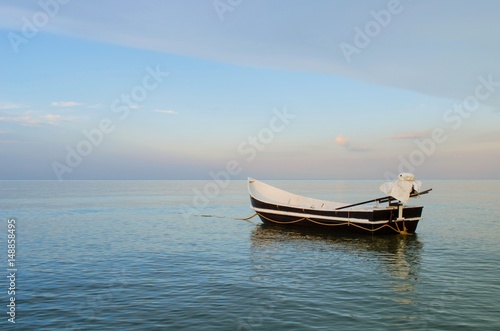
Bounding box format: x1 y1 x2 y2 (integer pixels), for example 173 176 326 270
234 213 260 224
200 213 260 224
237 213 258 221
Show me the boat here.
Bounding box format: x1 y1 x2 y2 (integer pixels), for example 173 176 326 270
248 174 432 235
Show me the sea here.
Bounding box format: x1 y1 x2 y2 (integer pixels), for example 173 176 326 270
1 179 499 330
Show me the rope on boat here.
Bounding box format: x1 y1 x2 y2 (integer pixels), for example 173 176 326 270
246 211 409 234
394 219 408 235
256 212 308 224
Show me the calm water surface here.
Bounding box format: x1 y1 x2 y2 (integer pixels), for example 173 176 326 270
1 180 499 330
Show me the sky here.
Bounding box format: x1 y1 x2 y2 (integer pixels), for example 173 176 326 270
0 0 499 180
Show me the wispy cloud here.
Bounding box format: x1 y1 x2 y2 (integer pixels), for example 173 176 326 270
335 134 370 152
347 145 371 152
129 104 142 110
154 109 177 115
0 111 72 126
2 1 497 109
51 101 83 107
389 130 429 140
87 103 103 109
0 140 22 144
0 102 24 110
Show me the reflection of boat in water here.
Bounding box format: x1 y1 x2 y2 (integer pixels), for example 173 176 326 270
251 224 423 255
250 224 423 293
248 174 432 235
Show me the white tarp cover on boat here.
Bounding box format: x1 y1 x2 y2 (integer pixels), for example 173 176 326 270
379 173 422 204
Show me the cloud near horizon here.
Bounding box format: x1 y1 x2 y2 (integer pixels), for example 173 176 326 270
51 101 83 107
0 102 24 110
389 130 429 140
0 111 70 126
335 134 370 152
335 134 350 147
154 109 178 115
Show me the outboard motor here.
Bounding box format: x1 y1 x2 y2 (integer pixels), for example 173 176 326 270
379 173 422 204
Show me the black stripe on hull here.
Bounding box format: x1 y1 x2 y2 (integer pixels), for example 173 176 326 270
256 212 419 235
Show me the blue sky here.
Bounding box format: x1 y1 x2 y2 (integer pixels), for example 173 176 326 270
1 0 499 179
